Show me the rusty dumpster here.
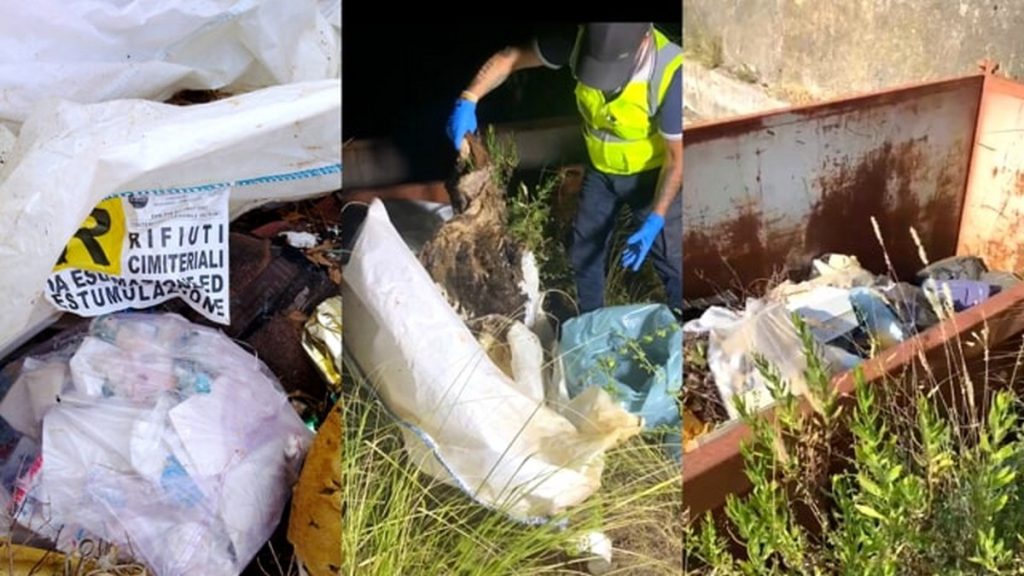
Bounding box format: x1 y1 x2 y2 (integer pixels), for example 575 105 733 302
683 64 1024 521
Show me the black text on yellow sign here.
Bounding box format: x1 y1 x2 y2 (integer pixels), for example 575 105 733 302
54 197 126 275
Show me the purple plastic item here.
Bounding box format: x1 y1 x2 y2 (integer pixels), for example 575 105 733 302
924 279 992 311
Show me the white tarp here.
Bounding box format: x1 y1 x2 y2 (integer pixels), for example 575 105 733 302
0 0 341 129
0 79 341 356
342 199 642 522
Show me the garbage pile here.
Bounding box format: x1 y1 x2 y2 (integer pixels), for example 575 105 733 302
0 313 312 575
682 254 1023 451
342 134 681 573
0 2 342 574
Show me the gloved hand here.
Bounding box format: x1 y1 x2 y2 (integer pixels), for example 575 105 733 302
621 213 664 271
446 97 478 151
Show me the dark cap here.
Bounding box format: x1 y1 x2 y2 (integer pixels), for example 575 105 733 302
571 23 652 92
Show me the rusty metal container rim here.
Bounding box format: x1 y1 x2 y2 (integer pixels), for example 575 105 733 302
684 281 1024 515
683 72 988 143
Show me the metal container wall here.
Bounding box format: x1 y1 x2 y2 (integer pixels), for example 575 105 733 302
684 77 984 298
958 74 1024 272
683 72 1024 521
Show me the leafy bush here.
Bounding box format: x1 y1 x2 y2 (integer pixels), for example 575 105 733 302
687 315 1024 575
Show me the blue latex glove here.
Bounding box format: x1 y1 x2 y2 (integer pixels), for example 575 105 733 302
621 213 664 271
446 98 477 151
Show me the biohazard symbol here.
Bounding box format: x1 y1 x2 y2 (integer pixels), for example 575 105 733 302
53 197 125 275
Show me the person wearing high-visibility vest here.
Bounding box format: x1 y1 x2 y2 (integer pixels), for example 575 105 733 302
447 22 683 315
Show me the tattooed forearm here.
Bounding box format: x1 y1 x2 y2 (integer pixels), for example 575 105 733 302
465 45 541 100
467 49 515 98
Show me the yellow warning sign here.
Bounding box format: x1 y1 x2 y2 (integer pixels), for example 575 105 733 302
53 196 125 275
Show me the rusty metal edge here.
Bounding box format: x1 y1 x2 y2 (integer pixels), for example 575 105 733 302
954 69 1024 257
683 74 986 145
954 68 999 257
683 281 1024 520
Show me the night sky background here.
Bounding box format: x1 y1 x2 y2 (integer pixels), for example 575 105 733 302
342 16 682 184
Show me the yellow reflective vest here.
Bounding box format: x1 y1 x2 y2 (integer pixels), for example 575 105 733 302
574 28 682 175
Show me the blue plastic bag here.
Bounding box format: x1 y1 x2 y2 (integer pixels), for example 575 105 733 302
560 304 683 431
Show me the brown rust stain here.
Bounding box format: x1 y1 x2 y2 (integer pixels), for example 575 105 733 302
975 169 1024 273
804 138 962 280
1014 170 1024 195
684 200 802 297
684 138 967 298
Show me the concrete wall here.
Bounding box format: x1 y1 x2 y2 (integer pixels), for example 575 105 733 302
684 0 1024 99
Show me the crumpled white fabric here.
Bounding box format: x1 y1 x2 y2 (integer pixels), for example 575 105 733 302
0 0 340 129
343 199 643 522
0 79 341 357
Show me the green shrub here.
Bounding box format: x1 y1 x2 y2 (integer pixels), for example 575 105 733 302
686 315 1024 575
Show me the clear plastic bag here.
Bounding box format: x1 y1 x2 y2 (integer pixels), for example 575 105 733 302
0 312 312 576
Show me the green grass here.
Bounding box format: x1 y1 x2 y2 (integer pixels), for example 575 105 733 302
341 366 682 575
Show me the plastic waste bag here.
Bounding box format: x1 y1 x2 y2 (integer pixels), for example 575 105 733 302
342 200 642 522
922 279 992 312
768 253 876 302
560 304 683 430
782 286 859 344
688 300 860 420
0 0 340 129
0 79 341 357
849 287 912 349
0 313 311 576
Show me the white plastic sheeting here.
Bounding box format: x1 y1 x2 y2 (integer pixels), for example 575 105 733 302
0 79 341 357
0 0 341 129
342 200 642 521
4 313 311 576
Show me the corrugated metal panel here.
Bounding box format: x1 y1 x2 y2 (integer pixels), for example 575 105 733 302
684 77 984 298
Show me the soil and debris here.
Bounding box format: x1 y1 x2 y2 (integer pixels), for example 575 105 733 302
682 332 727 450
419 134 530 324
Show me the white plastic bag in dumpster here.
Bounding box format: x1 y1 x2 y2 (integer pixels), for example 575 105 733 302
0 0 340 129
0 79 341 357
689 301 861 420
0 313 311 576
342 200 643 522
44 186 231 324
